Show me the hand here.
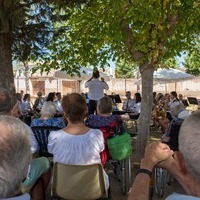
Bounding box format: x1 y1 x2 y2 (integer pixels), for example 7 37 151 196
141 142 173 171
157 151 186 176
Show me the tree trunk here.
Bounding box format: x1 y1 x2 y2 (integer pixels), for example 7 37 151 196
23 61 30 93
136 63 154 154
0 32 16 104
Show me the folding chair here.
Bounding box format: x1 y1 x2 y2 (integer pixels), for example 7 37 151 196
31 126 61 157
51 163 109 200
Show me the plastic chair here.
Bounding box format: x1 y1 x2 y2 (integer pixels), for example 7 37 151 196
51 163 108 200
31 126 61 157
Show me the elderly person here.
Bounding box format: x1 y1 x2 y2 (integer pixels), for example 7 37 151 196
0 88 50 193
86 96 123 164
128 111 200 200
0 115 31 199
31 101 65 128
48 93 109 190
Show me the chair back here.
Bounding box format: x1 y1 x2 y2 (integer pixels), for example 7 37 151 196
51 163 107 200
31 126 60 157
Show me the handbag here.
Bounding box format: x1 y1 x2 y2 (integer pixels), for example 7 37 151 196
107 131 132 160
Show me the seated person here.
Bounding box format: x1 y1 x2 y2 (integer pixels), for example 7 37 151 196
48 93 109 190
33 92 44 113
159 91 181 131
85 96 124 164
128 111 200 200
0 115 31 199
129 92 141 120
122 91 135 112
0 88 50 192
31 101 66 128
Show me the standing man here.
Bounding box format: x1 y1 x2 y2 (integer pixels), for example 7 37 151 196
85 70 109 115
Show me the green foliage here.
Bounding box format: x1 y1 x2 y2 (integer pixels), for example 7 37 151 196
115 60 137 78
38 0 200 75
184 39 200 75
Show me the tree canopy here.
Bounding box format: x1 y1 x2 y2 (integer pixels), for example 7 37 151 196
36 0 200 152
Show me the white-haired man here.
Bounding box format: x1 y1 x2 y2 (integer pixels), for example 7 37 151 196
128 111 200 200
0 115 31 199
0 88 50 196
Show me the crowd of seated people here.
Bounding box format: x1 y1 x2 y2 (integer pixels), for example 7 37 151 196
1 87 197 199
152 91 189 132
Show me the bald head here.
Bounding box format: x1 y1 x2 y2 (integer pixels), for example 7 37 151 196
179 111 200 183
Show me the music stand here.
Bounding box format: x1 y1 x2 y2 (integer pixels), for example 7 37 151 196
187 97 198 105
108 94 122 103
182 99 189 107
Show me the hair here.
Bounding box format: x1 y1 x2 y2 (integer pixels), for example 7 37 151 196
170 91 178 99
37 92 42 97
0 115 31 198
23 93 30 101
0 88 12 115
40 101 56 117
179 111 200 183
46 92 55 102
62 93 87 123
135 92 141 103
93 70 100 78
97 96 113 115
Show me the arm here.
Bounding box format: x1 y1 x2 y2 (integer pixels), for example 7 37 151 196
158 152 200 196
101 77 109 90
128 142 173 200
85 76 93 88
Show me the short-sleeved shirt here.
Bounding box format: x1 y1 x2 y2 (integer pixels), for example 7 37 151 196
85 79 109 100
48 129 104 164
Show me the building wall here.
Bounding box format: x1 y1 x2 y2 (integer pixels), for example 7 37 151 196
15 77 200 99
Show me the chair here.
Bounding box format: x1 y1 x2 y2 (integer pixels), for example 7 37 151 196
51 163 108 200
31 126 61 157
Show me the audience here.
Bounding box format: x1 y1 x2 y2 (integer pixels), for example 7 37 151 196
128 111 200 200
0 115 31 199
31 101 65 128
48 93 109 189
0 88 50 192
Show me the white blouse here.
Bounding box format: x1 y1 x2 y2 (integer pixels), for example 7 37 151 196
48 128 104 165
48 128 109 189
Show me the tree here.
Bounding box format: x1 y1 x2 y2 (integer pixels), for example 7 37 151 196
39 0 200 153
0 0 88 101
115 60 136 79
184 39 200 75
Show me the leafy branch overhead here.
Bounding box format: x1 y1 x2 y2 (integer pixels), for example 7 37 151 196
38 0 200 75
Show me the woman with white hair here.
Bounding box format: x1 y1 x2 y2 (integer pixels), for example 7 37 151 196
30 101 66 128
